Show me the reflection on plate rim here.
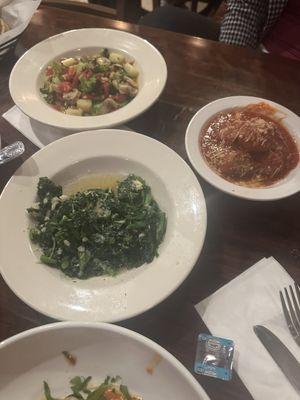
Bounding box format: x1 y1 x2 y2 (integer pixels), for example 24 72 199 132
185 96 300 201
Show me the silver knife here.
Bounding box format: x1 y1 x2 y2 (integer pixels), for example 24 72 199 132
253 325 300 394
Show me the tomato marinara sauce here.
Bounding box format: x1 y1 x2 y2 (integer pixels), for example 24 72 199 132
200 103 299 187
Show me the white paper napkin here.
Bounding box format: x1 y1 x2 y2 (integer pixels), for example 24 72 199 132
3 106 73 148
0 0 41 46
195 257 300 400
2 106 133 148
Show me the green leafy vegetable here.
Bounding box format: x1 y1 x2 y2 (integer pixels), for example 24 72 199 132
100 48 109 58
120 385 132 400
86 384 107 400
44 93 55 104
91 102 103 115
38 176 63 199
93 64 109 73
70 376 92 398
43 381 58 400
28 175 167 279
42 376 140 400
51 61 64 75
79 76 97 93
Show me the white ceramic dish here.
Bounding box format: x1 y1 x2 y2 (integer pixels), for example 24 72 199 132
185 96 300 201
0 130 206 322
9 28 167 130
0 322 210 400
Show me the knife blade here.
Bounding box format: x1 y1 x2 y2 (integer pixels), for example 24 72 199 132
253 325 300 394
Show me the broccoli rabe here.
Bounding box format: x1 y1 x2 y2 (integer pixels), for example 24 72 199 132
79 76 97 93
28 175 167 279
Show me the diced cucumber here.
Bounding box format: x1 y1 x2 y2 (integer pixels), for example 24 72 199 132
124 63 139 78
77 99 92 112
109 52 125 64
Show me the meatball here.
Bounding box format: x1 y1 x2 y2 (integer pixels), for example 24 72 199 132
217 148 255 180
218 111 244 146
236 117 276 152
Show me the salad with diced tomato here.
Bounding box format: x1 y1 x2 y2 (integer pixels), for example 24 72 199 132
40 48 139 116
43 375 142 400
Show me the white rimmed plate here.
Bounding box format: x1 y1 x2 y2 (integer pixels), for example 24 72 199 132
0 130 206 322
185 96 300 201
0 322 210 400
9 28 167 130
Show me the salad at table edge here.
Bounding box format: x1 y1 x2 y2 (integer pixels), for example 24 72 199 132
40 48 139 116
43 375 142 400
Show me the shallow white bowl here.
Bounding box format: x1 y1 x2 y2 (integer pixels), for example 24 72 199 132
0 322 210 400
0 130 207 322
9 28 167 130
185 96 300 201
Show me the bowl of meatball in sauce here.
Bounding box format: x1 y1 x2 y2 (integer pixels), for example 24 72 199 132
185 96 300 201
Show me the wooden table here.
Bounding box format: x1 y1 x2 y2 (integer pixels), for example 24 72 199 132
1 6 299 400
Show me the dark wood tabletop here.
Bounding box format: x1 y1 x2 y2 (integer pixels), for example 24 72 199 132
0 5 299 400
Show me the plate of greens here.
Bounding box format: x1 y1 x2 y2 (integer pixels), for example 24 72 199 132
28 174 167 279
0 130 206 322
0 322 210 400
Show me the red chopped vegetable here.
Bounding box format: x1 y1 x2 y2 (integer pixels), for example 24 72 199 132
58 82 72 93
102 81 110 97
45 66 53 77
113 93 127 103
67 66 77 78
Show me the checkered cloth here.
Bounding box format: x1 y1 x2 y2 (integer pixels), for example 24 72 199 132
219 0 288 48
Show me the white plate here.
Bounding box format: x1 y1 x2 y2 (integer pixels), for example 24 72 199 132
185 96 300 201
9 28 167 130
0 130 206 322
0 322 210 400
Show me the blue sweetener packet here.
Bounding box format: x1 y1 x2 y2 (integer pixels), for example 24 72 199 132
194 333 234 381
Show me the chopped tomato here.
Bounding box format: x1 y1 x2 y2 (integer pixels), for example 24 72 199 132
78 70 92 80
46 66 53 77
55 92 63 101
102 81 110 97
104 389 122 400
71 75 80 89
113 93 127 103
62 74 71 81
51 104 62 111
58 82 72 93
67 66 77 77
